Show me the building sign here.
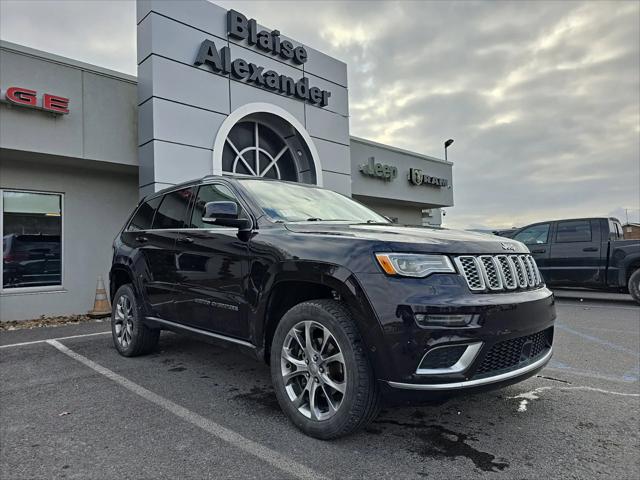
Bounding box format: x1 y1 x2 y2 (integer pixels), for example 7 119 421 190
359 157 397 181
408 168 448 187
194 9 332 107
1 86 69 114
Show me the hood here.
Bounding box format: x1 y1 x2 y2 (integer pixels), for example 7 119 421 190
283 223 529 255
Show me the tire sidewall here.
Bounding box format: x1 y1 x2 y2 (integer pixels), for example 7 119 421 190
270 301 366 438
629 269 640 304
111 284 143 356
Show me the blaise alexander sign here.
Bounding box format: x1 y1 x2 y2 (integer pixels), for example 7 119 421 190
194 10 332 107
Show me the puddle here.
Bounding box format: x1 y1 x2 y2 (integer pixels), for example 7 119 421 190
374 418 509 473
233 385 281 413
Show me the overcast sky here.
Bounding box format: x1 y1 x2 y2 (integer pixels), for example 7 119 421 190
1 0 638 229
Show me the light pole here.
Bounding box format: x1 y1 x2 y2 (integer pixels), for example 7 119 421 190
444 139 454 162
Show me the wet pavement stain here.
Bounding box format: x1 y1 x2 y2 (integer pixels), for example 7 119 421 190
374 419 509 473
233 386 281 413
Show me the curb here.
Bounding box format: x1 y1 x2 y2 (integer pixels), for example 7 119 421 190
552 289 637 306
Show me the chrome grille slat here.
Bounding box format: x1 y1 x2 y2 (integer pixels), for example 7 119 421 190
496 255 517 289
456 254 544 293
454 256 485 291
478 255 503 290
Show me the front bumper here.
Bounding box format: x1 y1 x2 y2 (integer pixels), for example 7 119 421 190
354 272 556 395
387 347 552 390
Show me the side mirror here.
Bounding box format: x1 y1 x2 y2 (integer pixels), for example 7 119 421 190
202 201 251 230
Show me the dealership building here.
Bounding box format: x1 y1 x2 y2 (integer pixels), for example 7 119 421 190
0 0 454 321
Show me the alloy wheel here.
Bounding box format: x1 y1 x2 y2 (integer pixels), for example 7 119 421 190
280 320 347 421
114 294 134 348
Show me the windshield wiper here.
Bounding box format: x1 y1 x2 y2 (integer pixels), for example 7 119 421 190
305 218 351 222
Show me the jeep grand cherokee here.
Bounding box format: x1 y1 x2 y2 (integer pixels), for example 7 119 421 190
109 176 556 439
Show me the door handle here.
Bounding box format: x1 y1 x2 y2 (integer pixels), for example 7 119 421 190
531 248 546 253
178 236 194 244
583 247 598 252
135 235 148 243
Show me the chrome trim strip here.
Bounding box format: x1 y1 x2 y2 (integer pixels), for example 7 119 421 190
416 342 483 375
387 348 552 390
146 317 255 348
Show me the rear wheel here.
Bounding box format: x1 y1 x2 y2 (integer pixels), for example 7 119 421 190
111 284 160 356
270 299 380 439
628 269 640 305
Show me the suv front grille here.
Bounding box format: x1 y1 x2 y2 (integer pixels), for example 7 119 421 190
475 328 553 376
455 254 543 293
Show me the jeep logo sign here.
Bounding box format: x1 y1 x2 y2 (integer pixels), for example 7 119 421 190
408 168 448 187
359 157 397 181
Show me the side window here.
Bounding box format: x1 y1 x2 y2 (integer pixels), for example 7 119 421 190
556 220 592 243
190 184 247 229
608 220 622 240
513 223 550 244
127 197 161 231
152 188 193 230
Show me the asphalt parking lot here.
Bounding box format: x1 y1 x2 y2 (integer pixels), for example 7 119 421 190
1 298 639 480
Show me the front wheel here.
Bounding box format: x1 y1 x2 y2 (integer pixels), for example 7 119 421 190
628 269 640 305
270 299 380 439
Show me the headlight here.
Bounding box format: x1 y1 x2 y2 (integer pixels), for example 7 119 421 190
375 253 455 278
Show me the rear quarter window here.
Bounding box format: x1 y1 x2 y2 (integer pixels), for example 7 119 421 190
127 197 161 231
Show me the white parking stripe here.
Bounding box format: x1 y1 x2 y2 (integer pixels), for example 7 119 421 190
0 331 111 349
46 339 327 480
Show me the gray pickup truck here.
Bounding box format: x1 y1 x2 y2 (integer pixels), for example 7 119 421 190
505 217 640 303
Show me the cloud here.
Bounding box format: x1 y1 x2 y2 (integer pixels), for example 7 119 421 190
1 0 638 230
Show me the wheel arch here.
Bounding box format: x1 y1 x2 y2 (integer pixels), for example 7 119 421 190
255 263 386 375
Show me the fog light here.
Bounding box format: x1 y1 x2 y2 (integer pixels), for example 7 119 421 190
414 314 475 327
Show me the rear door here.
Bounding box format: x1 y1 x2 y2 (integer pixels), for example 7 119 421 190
512 222 552 280
121 188 193 321
173 183 252 339
547 219 603 286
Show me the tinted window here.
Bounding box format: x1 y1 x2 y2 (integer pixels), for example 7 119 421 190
127 197 161 231
2 190 62 289
513 223 550 244
152 188 193 230
190 184 247 229
556 220 592 242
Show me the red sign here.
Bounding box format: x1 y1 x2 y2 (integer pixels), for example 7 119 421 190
4 86 69 114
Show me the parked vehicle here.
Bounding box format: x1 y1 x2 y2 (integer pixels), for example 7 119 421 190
110 177 556 439
492 228 518 238
2 233 61 288
504 217 640 303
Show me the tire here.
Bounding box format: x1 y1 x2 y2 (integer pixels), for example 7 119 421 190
270 299 381 439
111 284 160 357
628 269 640 305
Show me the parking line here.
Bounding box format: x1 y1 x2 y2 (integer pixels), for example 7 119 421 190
0 331 111 349
46 339 327 480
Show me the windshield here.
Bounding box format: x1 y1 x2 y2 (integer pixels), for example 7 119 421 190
239 180 390 223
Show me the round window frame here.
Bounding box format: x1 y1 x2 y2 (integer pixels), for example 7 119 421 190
212 103 323 186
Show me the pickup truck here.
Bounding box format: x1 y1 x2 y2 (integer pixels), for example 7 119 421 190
506 217 640 303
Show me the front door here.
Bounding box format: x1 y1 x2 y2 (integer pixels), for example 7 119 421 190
173 183 251 339
512 222 552 282
136 187 193 321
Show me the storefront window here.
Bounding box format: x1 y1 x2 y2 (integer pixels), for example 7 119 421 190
2 190 63 289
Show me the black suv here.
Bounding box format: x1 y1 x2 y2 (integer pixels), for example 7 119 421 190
110 176 556 439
